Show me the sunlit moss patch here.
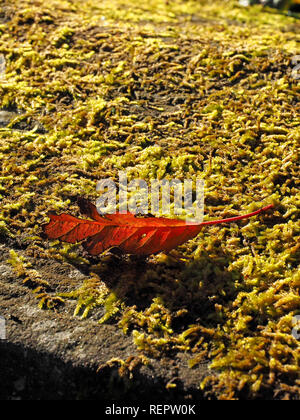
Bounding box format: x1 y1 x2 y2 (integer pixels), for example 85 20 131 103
0 0 299 399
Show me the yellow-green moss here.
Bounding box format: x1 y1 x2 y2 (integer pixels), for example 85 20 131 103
0 0 299 399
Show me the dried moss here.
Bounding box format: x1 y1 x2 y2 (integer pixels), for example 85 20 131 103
0 0 299 399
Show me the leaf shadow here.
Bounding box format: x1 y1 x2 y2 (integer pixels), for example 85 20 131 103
77 243 244 330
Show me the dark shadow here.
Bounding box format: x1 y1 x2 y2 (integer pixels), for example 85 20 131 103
0 340 206 401
77 242 244 334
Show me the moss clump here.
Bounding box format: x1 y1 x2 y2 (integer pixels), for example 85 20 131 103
7 250 64 309
59 274 117 320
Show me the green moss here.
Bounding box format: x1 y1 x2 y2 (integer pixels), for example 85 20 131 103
52 27 75 48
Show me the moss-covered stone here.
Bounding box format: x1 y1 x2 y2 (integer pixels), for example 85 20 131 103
0 0 299 400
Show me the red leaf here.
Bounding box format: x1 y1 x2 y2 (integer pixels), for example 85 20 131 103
42 198 274 256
